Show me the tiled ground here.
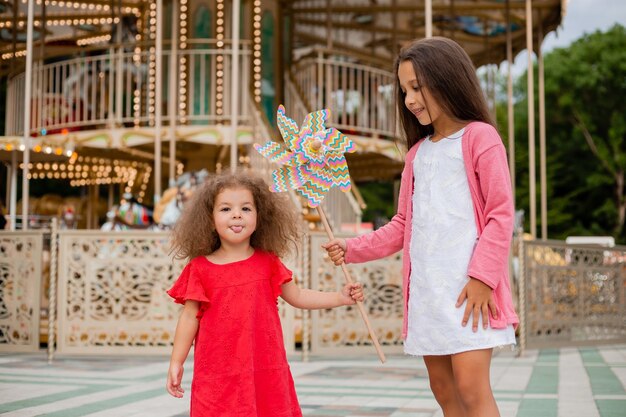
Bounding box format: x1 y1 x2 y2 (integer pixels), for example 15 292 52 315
0 345 625 416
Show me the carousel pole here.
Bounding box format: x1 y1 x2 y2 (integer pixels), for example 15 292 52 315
526 0 536 239
537 11 547 240
154 0 164 202
21 0 35 230
107 0 114 128
168 0 179 187
506 0 516 202
10 153 17 231
115 0 123 126
425 0 433 38
9 0 17 230
230 0 241 173
4 164 9 215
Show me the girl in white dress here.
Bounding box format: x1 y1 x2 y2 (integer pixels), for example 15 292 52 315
323 37 518 417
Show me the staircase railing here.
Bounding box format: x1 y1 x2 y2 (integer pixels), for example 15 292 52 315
284 72 362 233
290 47 396 140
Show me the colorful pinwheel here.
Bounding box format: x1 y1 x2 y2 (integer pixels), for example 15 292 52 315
253 105 356 207
254 105 386 363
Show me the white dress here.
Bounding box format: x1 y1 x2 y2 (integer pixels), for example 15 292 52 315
404 129 516 356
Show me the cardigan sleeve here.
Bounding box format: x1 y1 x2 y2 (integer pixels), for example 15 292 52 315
466 140 514 289
344 147 416 264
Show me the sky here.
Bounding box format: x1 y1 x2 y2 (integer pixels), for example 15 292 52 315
509 0 626 76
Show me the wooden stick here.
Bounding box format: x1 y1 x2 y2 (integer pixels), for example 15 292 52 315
316 204 386 363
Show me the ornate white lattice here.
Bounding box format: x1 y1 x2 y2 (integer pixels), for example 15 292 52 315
56 230 296 355
0 232 43 352
309 232 404 355
523 241 626 348
57 231 186 354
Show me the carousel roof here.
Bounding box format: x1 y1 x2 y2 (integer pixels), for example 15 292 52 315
286 0 565 68
0 0 143 73
0 0 565 70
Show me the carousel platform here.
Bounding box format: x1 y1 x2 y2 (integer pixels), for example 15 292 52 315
0 344 625 417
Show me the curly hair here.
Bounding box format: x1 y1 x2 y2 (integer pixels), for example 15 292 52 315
170 171 302 261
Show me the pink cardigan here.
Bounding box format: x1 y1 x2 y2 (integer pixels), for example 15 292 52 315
345 121 519 339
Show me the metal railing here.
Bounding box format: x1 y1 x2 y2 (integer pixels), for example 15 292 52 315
4 39 251 136
284 74 363 232
519 239 626 351
290 48 396 140
3 227 626 357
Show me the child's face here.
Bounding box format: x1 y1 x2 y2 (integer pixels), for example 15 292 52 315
398 60 444 127
213 186 257 248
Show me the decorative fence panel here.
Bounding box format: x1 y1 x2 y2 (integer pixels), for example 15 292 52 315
56 231 182 354
520 240 626 350
0 231 44 352
55 230 295 355
6 228 625 357
308 232 404 355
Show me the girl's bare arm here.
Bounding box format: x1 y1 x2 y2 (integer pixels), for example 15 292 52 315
280 280 363 309
166 300 200 398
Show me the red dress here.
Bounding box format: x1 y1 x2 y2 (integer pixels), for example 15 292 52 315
167 250 302 417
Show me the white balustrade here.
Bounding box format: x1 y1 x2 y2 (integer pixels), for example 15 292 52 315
284 71 363 233
5 40 251 136
291 49 396 140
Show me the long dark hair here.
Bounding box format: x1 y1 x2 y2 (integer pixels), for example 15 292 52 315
394 36 494 149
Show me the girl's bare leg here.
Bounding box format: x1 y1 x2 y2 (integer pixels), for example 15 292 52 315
451 348 500 417
423 355 465 417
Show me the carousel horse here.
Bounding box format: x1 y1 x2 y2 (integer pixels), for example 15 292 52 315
101 193 154 231
153 170 209 228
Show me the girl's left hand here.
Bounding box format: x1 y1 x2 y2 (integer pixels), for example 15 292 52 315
456 277 498 332
341 282 364 305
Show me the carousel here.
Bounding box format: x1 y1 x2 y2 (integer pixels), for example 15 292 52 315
0 0 564 357
0 0 564 233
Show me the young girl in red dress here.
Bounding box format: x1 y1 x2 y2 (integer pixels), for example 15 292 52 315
166 172 363 417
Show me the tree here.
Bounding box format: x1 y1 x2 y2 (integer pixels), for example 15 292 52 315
501 24 626 243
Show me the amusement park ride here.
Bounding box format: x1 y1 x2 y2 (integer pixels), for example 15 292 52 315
0 0 564 232
0 0 570 358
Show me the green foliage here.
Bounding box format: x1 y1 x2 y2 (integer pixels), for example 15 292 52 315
503 24 626 243
357 181 396 224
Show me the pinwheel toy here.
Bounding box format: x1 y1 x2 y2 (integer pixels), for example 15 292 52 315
255 105 386 363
